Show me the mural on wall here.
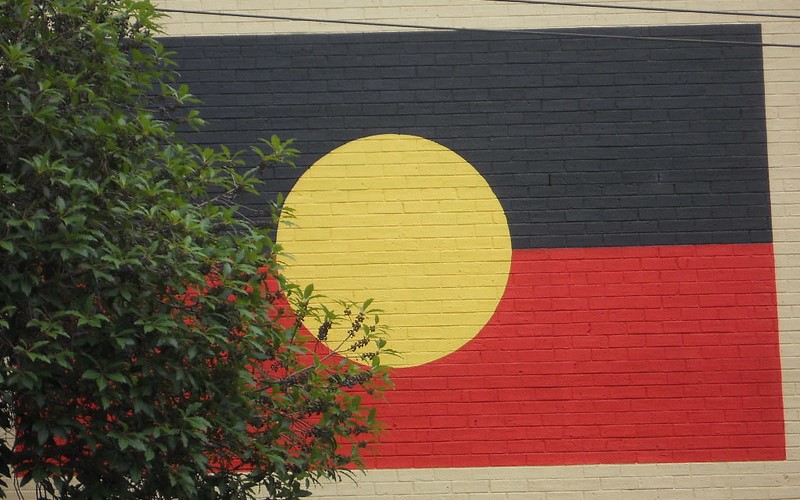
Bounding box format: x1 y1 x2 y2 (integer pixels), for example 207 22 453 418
165 24 784 467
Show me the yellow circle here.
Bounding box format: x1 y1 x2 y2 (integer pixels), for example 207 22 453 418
277 134 511 368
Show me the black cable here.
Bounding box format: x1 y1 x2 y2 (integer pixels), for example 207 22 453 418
490 0 800 21
155 8 800 49
156 8 456 31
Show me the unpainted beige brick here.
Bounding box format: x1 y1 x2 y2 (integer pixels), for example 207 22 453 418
767 485 800 499
731 487 769 499
489 479 528 492
329 478 375 496
637 475 685 490
465 493 509 500
543 492 586 500
507 493 546 500
724 473 793 488
452 480 491 493
413 480 453 495
600 476 639 490
373 480 414 495
692 487 734 500
397 468 436 482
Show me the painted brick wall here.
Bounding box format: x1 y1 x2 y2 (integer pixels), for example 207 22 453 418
14 1 799 499
167 25 772 249
160 22 786 469
150 1 800 499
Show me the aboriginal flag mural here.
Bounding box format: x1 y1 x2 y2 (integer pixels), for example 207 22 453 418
165 24 784 467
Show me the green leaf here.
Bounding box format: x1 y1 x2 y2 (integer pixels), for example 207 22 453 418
81 370 101 381
107 373 127 384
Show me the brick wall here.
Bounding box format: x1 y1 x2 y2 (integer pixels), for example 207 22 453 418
85 1 800 498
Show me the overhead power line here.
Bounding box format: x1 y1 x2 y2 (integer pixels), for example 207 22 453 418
490 0 800 21
155 7 800 49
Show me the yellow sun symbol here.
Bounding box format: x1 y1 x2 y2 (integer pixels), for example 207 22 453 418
277 134 511 368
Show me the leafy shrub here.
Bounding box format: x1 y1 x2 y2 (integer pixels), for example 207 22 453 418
0 1 390 498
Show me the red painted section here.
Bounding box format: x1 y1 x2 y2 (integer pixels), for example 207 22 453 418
361 243 784 468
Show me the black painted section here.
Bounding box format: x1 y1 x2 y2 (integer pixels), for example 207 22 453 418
163 25 772 249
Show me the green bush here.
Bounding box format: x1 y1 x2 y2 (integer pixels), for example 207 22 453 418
0 1 390 498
